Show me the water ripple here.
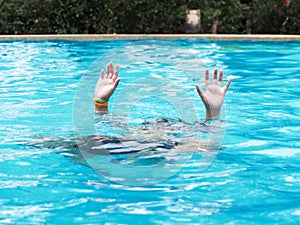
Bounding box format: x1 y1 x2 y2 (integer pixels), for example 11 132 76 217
0 39 300 225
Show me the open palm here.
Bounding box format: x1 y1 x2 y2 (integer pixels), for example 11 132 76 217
196 69 231 120
94 62 120 101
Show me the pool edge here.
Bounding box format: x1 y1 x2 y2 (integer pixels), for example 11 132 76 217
0 34 300 41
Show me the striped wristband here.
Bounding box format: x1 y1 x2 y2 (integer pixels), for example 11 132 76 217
93 98 108 107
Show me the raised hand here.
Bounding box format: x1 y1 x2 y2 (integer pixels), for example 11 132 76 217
94 62 120 102
196 68 231 120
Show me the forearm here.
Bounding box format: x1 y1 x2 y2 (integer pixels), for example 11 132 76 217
95 105 108 114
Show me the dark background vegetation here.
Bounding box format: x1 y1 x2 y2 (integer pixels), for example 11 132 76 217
0 0 299 34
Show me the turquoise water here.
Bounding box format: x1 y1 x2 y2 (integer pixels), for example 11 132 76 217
1 39 300 224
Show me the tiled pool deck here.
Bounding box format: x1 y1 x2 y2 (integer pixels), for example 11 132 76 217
0 34 300 41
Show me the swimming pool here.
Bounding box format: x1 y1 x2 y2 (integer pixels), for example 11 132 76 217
1 38 300 224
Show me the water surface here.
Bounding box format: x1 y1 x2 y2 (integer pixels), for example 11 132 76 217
0 39 300 224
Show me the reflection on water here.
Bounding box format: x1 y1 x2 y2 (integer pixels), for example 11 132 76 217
29 108 225 186
30 116 224 173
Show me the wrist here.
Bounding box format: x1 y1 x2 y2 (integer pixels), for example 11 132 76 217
94 97 108 104
93 97 108 113
205 108 221 120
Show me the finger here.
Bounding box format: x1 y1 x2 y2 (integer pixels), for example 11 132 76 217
108 72 114 79
111 62 114 74
106 63 110 78
108 62 114 74
100 69 104 80
109 62 115 79
113 78 121 88
115 64 119 76
223 78 232 94
205 69 209 87
212 68 217 85
196 84 208 106
112 64 119 80
218 70 223 87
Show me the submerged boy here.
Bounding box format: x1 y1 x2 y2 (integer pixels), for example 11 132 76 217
31 62 231 159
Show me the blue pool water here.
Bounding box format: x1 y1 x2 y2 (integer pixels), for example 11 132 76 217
1 39 300 224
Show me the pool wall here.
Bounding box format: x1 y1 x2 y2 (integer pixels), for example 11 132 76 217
0 34 300 41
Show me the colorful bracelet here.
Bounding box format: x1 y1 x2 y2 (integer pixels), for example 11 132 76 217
94 98 108 104
93 98 108 107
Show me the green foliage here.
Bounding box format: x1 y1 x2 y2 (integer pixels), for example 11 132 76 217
285 1 300 34
251 0 300 34
0 0 299 34
99 0 190 34
198 0 245 33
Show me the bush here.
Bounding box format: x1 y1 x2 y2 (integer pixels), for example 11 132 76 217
251 0 300 34
199 0 246 34
0 0 299 34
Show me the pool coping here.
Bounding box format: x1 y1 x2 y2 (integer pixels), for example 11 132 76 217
0 34 300 41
